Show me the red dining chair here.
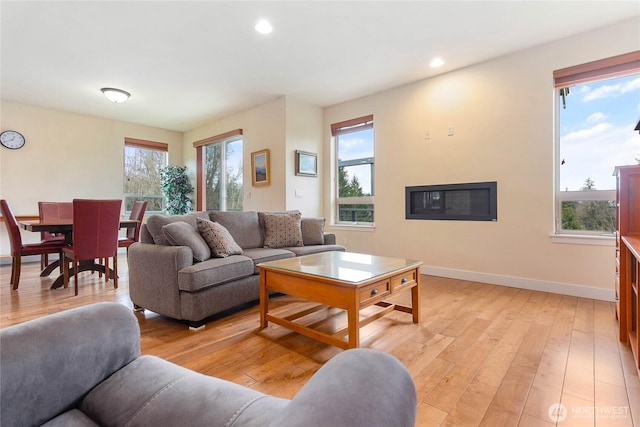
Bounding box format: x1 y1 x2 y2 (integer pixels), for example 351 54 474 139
62 199 122 296
38 201 73 270
118 200 147 251
0 199 67 290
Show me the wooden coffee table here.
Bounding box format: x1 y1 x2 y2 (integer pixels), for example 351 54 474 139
258 251 422 349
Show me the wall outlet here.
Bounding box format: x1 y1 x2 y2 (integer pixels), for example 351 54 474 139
448 125 455 136
425 130 431 140
295 189 303 198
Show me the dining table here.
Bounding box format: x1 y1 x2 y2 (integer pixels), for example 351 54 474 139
19 218 138 289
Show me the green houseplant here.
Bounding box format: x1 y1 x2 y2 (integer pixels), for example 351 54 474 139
160 165 194 215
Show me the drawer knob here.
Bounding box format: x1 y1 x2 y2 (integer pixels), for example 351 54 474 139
371 288 379 296
401 277 408 283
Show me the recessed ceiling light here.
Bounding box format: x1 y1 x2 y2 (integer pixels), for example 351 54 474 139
255 19 273 34
430 57 445 68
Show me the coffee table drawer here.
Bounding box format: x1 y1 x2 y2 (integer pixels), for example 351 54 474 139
391 270 417 292
360 280 390 306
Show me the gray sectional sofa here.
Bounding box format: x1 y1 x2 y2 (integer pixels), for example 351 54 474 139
128 210 345 329
0 302 418 427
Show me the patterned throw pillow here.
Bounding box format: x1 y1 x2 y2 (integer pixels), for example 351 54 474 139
262 212 304 248
196 217 243 258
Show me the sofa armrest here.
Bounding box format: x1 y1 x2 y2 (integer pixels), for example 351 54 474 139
127 242 194 319
0 303 140 427
269 349 417 427
323 233 337 245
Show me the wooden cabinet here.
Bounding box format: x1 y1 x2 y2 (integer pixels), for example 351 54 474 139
615 165 640 376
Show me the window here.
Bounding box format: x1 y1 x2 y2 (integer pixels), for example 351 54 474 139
332 115 374 224
194 129 243 211
123 138 168 213
554 52 640 236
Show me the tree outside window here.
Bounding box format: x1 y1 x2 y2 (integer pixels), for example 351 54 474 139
333 116 374 224
556 67 639 234
205 137 243 211
123 140 168 213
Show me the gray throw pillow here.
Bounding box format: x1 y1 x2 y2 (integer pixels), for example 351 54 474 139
162 221 211 262
146 212 209 245
262 211 304 248
196 217 243 258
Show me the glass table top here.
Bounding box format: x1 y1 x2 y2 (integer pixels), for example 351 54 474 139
258 251 421 284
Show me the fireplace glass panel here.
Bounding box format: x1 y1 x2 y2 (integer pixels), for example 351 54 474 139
405 182 497 221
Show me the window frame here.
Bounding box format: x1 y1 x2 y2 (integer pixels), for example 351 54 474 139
332 115 375 226
123 137 168 215
553 51 640 240
194 129 244 211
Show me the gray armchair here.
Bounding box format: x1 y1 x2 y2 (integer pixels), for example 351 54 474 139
0 302 417 426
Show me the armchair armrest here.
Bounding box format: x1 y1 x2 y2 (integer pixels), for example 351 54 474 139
0 303 140 427
269 349 417 427
127 242 194 319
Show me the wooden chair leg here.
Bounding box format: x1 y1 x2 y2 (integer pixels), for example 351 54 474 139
10 256 16 288
98 258 103 278
104 257 110 282
12 256 21 290
41 254 47 271
63 255 69 289
74 256 79 296
113 255 118 289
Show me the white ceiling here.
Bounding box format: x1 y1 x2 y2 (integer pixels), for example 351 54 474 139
2 1 639 132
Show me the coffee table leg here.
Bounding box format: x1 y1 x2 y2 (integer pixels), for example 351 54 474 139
260 271 268 329
347 306 359 348
412 272 421 323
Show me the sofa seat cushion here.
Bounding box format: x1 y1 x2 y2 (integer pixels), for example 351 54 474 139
242 247 296 274
283 245 346 257
41 409 99 427
177 255 254 292
146 212 209 246
79 355 288 427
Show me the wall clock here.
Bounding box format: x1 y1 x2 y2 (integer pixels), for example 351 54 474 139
0 130 26 149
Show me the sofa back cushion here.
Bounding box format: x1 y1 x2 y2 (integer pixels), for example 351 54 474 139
301 217 326 246
209 211 263 249
145 212 209 246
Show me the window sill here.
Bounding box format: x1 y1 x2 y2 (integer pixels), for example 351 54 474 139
550 233 615 246
329 223 375 232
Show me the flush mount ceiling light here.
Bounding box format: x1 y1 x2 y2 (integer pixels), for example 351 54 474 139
430 57 445 68
100 87 131 103
255 19 273 34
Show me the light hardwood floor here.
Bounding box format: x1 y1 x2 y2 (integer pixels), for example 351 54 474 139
1 256 639 426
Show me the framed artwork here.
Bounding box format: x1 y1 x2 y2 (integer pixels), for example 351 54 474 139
295 150 317 177
251 149 270 186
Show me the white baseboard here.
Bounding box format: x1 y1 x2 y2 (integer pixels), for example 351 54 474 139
422 266 615 302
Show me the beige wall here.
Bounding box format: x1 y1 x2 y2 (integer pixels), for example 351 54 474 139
183 97 287 211
0 101 183 251
322 18 640 300
284 98 323 216
183 96 324 216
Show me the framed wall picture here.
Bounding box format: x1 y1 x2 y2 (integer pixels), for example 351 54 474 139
295 150 317 177
251 149 270 186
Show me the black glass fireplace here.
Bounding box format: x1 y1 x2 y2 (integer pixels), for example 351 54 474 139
405 181 497 221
